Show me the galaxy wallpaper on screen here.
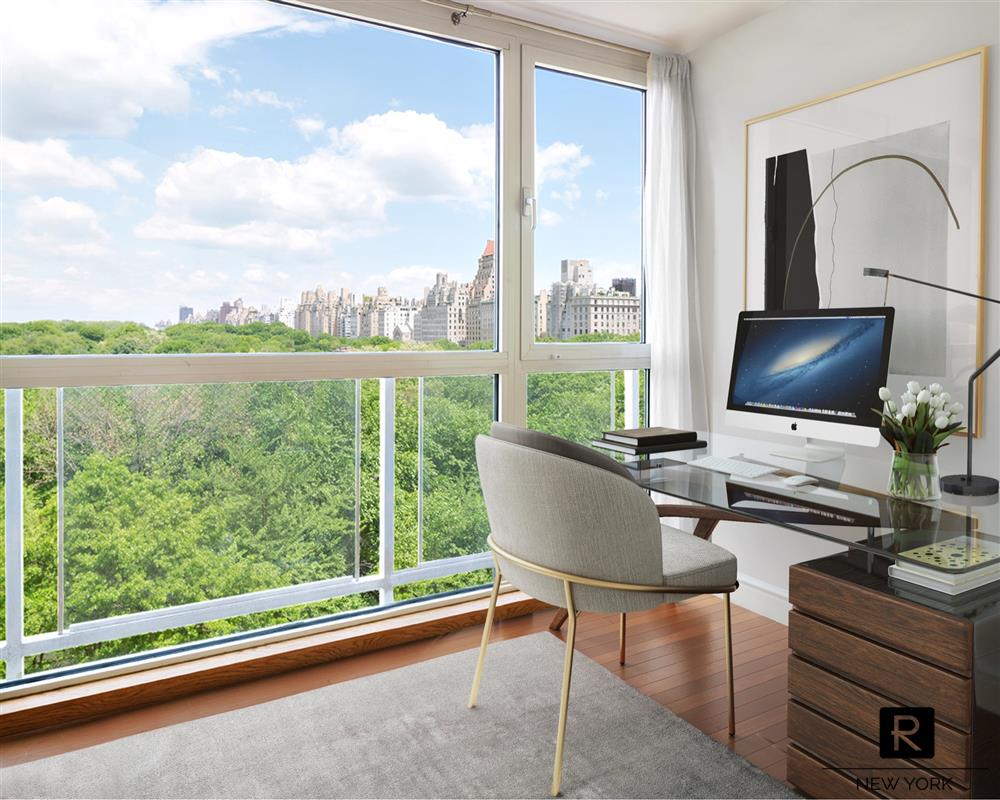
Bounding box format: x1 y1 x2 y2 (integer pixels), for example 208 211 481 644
730 316 886 424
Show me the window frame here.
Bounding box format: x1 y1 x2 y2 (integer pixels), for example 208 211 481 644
519 45 649 366
0 0 652 690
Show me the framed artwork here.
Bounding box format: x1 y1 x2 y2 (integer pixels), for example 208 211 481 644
743 47 988 436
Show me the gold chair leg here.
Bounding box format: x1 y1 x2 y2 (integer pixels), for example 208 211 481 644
551 580 577 797
618 613 626 665
468 564 502 709
724 592 735 737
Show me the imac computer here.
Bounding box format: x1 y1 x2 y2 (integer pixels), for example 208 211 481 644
725 307 895 462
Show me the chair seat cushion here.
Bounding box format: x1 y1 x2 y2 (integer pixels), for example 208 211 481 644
661 524 737 590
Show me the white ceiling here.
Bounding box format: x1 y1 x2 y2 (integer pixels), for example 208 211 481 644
473 0 785 54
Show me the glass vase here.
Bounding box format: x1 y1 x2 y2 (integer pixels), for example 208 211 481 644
887 451 941 502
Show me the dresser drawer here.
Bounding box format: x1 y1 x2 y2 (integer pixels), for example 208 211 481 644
787 744 881 799
790 563 972 675
789 702 970 799
789 655 971 786
788 611 972 730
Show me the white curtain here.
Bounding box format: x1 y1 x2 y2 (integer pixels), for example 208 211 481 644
644 54 708 430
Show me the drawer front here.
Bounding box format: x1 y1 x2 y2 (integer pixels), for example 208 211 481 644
788 656 971 785
790 564 972 675
789 702 970 799
787 744 880 799
789 611 972 730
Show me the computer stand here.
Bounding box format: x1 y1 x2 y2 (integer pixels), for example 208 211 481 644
769 440 846 463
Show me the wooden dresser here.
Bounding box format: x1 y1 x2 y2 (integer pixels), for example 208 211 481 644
786 554 1000 799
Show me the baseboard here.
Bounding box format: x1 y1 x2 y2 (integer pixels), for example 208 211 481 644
731 574 790 625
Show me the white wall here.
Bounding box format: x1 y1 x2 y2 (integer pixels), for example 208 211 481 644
688 0 999 621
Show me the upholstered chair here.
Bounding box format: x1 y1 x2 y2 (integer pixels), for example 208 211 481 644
488 422 738 663
470 431 739 796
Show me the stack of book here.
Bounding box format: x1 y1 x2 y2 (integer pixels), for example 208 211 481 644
889 537 1000 595
595 426 706 455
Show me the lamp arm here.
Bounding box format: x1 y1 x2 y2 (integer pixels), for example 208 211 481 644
783 154 960 308
885 272 999 304
966 346 999 476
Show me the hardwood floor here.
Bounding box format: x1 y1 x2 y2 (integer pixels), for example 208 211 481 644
1 595 792 789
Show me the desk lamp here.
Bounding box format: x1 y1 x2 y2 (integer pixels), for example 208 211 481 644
863 267 998 496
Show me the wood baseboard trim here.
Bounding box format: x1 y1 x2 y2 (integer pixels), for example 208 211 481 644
0 593 548 740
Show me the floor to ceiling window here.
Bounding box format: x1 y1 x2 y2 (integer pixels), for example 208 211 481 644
0 0 648 686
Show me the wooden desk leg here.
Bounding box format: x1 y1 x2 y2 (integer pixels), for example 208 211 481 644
693 518 720 540
549 608 570 631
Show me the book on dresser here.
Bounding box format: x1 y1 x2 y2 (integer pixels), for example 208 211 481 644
888 560 1000 595
889 535 1000 595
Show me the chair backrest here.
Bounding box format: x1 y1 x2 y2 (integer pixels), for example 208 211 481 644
475 435 664 614
490 421 634 481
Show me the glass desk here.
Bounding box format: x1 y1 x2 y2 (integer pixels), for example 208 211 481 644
619 435 1000 576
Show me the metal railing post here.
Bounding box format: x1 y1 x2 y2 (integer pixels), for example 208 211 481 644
417 376 424 565
379 378 395 604
354 379 361 581
609 370 617 430
624 370 640 429
56 388 65 633
4 389 25 680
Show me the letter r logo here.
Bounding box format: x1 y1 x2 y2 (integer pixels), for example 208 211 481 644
879 707 934 758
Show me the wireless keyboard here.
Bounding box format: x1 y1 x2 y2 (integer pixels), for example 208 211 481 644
687 456 778 479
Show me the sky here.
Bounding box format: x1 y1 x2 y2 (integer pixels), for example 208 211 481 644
0 0 643 326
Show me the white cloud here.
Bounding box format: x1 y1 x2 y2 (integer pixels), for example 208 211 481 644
160 269 230 292
16 196 110 257
595 189 609 201
538 208 562 227
243 268 267 283
200 66 222 84
136 110 496 257
228 88 296 110
105 158 144 183
211 89 296 119
362 266 443 300
1 137 142 190
294 117 326 139
551 182 581 208
0 0 330 139
536 142 591 186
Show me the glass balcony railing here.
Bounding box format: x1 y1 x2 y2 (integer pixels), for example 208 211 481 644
1 369 645 682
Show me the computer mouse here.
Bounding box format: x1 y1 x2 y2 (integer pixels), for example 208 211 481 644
783 474 819 487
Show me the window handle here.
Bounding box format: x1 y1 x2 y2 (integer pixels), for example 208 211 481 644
521 187 536 231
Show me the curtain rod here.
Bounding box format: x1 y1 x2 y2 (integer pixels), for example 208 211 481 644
420 0 650 58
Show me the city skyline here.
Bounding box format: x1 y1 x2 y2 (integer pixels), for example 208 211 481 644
170 240 640 344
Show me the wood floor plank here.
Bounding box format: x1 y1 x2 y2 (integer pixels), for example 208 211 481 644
619 624 787 684
589 614 779 667
632 644 788 697
578 605 760 653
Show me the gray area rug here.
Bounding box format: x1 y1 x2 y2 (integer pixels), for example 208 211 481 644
2 633 796 799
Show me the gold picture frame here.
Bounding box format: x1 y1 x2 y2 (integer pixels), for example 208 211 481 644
742 46 989 437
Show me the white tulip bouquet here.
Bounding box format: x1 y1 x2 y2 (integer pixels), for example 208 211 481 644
874 381 965 455
875 382 965 500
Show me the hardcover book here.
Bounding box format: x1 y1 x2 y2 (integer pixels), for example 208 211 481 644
603 426 698 446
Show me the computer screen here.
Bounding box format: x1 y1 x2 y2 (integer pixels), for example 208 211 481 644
727 308 894 428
